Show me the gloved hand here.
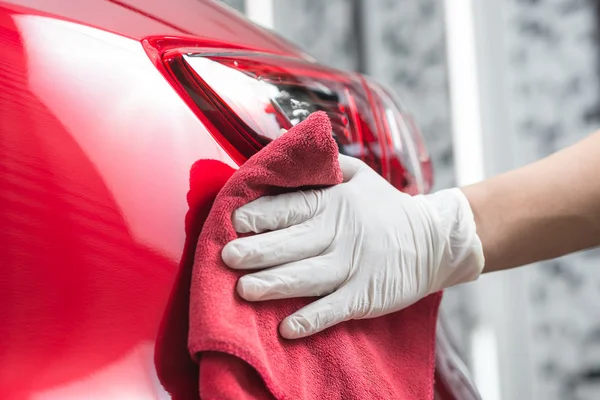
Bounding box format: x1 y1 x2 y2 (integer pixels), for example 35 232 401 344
222 155 484 339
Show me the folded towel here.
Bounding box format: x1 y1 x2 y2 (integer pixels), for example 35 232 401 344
188 111 443 399
155 159 236 399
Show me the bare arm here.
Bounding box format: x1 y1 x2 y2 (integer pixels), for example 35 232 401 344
462 130 600 273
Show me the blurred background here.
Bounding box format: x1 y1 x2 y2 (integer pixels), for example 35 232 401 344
220 1 600 399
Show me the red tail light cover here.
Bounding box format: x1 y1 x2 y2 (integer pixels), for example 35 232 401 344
143 37 432 194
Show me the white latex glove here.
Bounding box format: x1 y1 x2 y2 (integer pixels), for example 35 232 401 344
222 155 484 339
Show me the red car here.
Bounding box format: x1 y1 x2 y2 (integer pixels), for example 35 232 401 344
0 0 480 398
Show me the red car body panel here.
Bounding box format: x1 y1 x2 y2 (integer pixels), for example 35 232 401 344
2 0 305 55
0 1 243 398
0 1 474 399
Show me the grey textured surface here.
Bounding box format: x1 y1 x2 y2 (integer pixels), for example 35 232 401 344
219 0 244 13
508 0 600 162
506 0 600 398
272 0 359 72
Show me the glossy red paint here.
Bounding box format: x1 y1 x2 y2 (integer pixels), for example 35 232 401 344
0 1 467 399
0 2 238 399
0 0 307 56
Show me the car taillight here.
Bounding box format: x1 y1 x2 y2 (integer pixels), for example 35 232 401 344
144 38 432 194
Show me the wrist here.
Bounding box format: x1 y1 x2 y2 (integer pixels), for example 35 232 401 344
419 188 485 292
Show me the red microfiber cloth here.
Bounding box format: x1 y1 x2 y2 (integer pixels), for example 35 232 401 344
188 111 443 399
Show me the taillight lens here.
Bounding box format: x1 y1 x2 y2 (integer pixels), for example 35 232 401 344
147 40 432 194
366 79 433 193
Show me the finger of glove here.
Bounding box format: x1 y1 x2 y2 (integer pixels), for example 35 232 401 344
236 255 343 301
232 190 321 234
338 154 365 182
222 216 331 270
279 286 355 339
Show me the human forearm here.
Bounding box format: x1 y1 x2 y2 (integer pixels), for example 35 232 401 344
462 131 600 273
